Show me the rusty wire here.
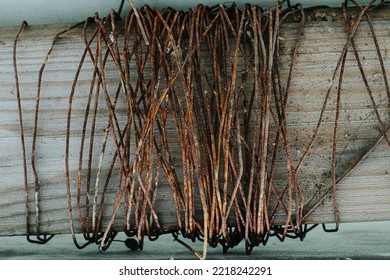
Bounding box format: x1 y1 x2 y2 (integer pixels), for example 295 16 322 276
13 20 54 245
301 0 390 224
13 0 390 259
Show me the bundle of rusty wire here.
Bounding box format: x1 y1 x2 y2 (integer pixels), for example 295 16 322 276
13 0 390 259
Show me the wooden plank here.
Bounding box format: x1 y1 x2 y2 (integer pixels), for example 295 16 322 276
0 7 390 236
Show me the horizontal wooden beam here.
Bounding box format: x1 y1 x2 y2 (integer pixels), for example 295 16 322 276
0 6 390 237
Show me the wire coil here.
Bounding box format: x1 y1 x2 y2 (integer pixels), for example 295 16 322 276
13 0 390 259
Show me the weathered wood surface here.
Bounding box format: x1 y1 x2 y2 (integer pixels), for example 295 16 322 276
0 7 390 236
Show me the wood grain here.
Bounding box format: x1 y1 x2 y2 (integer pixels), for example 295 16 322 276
0 7 389 236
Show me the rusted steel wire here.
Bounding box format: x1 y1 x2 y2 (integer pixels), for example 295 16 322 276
13 20 54 245
13 0 390 259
